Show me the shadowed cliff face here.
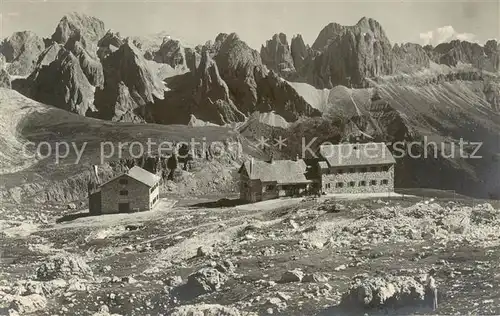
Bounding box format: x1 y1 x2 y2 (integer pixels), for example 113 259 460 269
94 41 165 122
28 48 95 115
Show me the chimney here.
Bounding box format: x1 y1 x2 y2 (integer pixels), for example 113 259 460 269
269 152 273 164
294 154 299 161
93 165 100 185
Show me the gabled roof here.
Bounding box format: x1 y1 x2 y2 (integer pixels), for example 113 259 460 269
127 166 160 187
101 166 160 188
319 142 395 168
240 159 311 184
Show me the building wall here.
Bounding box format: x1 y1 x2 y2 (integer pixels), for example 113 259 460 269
261 181 279 201
240 173 263 203
321 164 394 194
100 175 152 214
89 190 101 215
148 182 160 209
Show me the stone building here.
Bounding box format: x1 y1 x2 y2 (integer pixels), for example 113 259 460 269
238 158 313 203
89 166 160 215
318 142 395 194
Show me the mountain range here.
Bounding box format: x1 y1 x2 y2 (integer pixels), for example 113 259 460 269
1 12 499 198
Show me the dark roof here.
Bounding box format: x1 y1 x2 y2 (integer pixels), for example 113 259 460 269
240 159 311 184
319 142 395 167
102 166 160 188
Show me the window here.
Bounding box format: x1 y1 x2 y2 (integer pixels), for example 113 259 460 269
370 167 378 172
337 169 344 174
336 182 344 188
360 167 367 173
119 178 128 185
349 168 355 173
266 184 275 191
119 190 128 196
359 181 366 187
382 166 390 172
325 183 331 189
348 181 355 187
370 180 377 186
381 179 389 185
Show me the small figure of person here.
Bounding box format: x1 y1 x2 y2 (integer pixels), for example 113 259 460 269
426 268 438 311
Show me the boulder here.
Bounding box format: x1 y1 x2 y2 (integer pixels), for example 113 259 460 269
35 254 93 281
186 267 228 294
279 269 304 283
8 294 47 314
303 272 329 283
341 275 425 309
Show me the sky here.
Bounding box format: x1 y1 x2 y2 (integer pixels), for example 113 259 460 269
0 0 499 49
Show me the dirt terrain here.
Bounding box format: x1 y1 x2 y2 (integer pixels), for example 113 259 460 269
1 193 500 315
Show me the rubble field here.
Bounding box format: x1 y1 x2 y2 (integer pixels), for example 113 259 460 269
1 196 500 315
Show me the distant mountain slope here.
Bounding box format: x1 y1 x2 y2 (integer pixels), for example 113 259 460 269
0 88 257 203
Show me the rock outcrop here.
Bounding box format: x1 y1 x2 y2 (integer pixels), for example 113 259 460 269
431 40 500 72
51 12 106 51
215 33 267 114
35 254 93 281
290 34 310 71
0 69 11 88
392 43 430 73
193 50 245 124
97 30 124 60
66 38 104 87
341 275 425 309
301 17 393 88
28 48 95 115
94 40 165 121
154 38 189 70
0 31 45 76
260 33 295 76
256 70 321 121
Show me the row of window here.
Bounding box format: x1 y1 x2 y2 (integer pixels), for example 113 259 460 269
333 166 390 174
324 179 389 189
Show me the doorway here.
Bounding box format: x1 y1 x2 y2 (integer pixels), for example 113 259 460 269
118 202 130 212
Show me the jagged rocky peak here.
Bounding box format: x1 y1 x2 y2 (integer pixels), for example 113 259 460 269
393 43 430 73
260 33 295 75
97 30 124 59
215 32 267 114
98 30 124 48
154 38 189 69
0 31 45 76
311 22 345 51
193 49 245 124
35 43 64 68
432 40 500 72
94 40 165 122
30 48 95 115
51 12 106 50
301 17 393 88
290 34 310 71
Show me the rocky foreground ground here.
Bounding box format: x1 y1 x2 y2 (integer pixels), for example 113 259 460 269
1 196 500 315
